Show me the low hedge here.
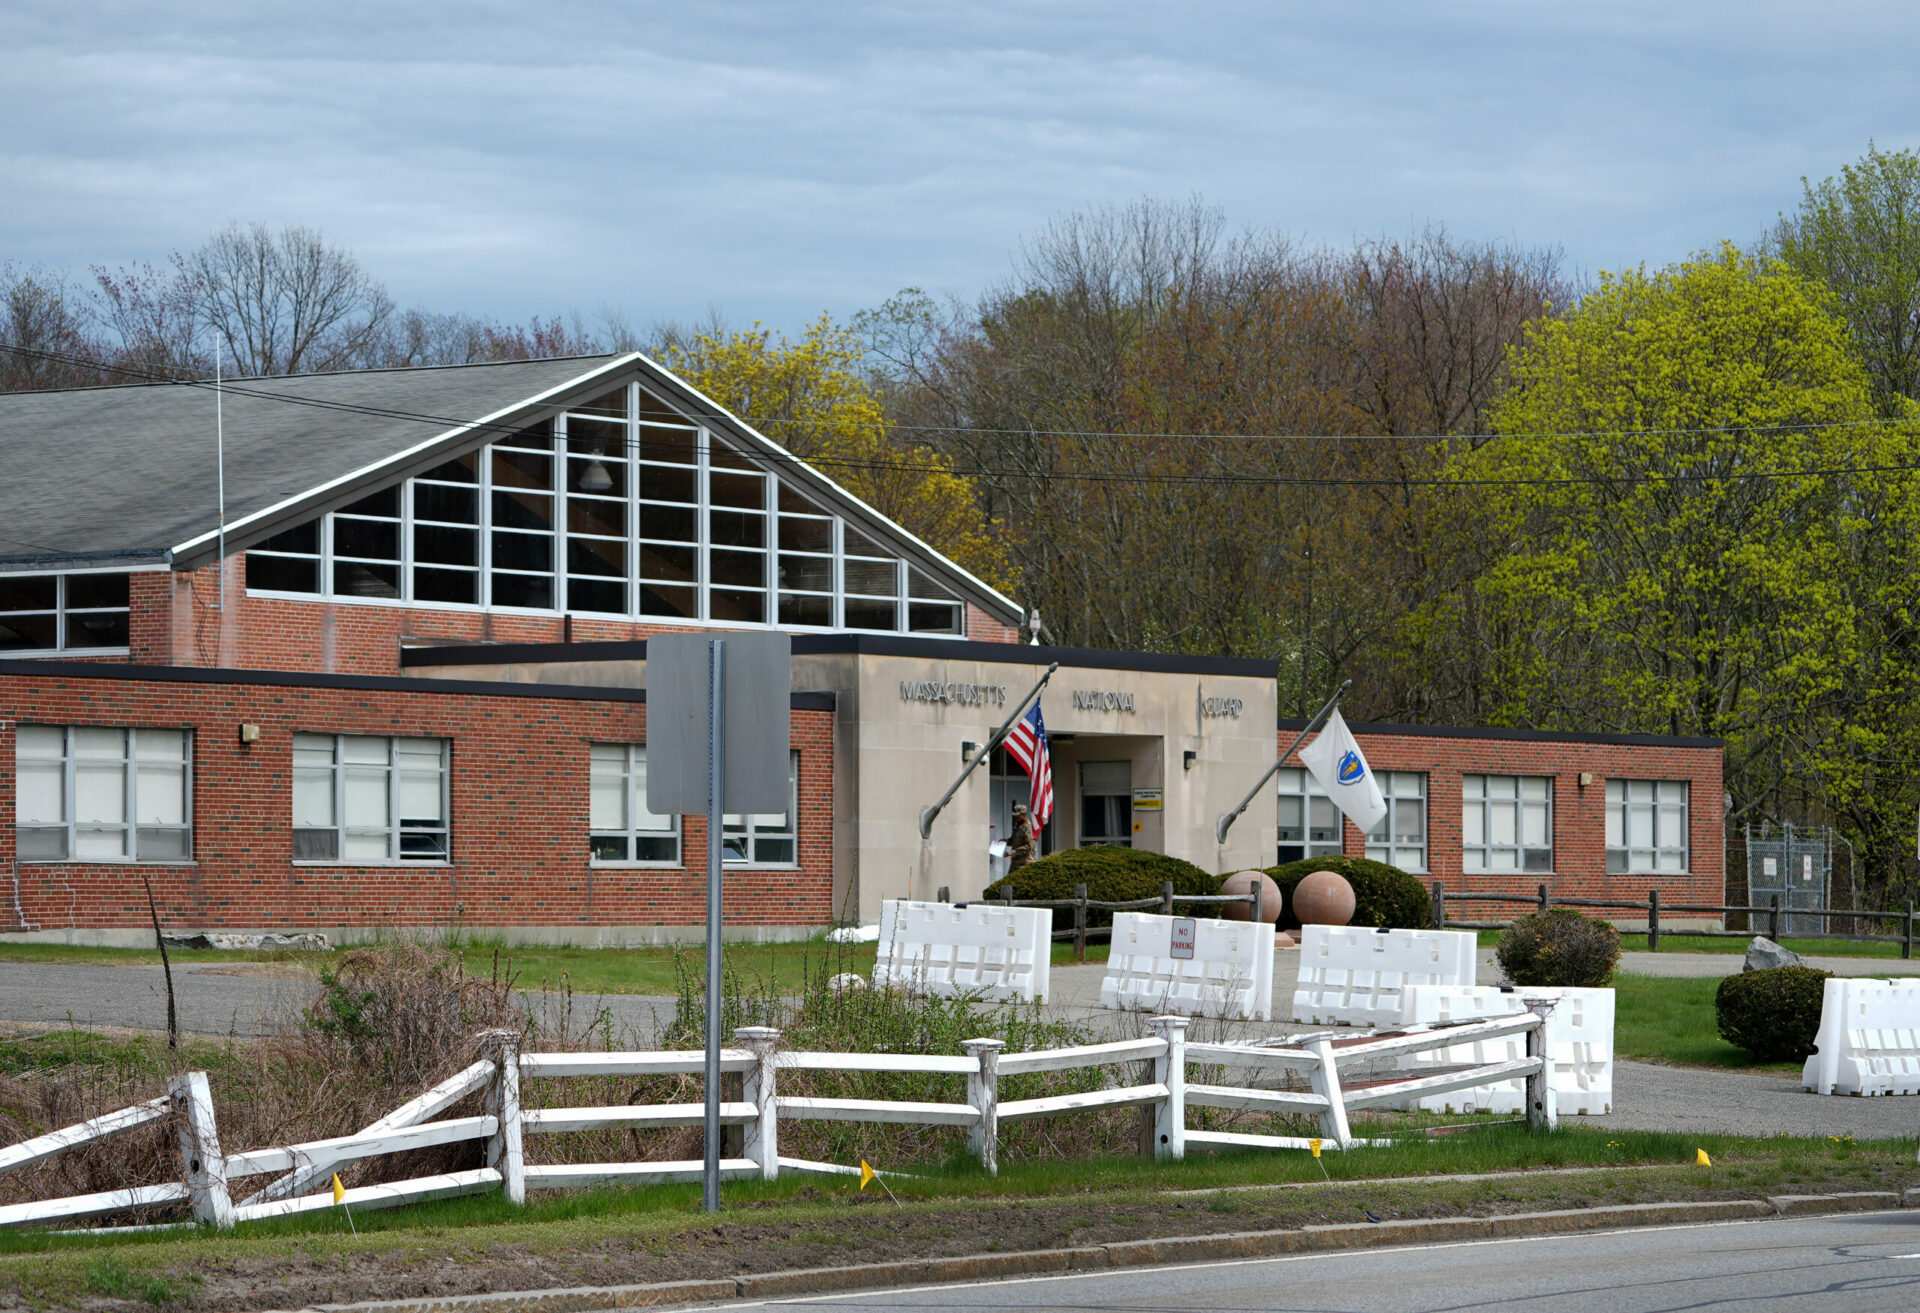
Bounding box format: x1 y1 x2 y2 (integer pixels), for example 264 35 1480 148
1495 909 1621 987
1261 856 1432 930
1715 965 1832 1062
984 848 1221 930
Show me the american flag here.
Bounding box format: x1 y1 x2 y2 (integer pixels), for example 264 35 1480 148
1003 701 1054 827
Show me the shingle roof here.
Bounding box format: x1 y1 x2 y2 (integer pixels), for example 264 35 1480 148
0 355 628 566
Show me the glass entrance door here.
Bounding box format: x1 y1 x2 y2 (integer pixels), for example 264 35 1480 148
1079 760 1133 848
990 745 1053 854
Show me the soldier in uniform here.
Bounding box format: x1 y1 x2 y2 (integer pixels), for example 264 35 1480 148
1007 802 1035 873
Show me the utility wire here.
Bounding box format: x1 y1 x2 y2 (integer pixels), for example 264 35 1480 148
3 343 1920 494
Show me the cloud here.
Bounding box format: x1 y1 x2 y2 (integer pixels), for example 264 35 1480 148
2 0 1914 333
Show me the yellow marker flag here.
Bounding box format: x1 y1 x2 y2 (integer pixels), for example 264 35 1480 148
1695 1149 1712 1168
331 1172 347 1204
858 1159 876 1191
1309 1139 1322 1159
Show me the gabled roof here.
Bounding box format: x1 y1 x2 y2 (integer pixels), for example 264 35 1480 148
0 353 1020 623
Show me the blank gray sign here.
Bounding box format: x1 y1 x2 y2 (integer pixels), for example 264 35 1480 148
644 632 792 815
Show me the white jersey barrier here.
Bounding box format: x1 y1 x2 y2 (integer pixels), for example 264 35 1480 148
873 900 1052 1003
1291 925 1479 1027
1394 985 1614 1116
1802 977 1920 1096
1099 912 1276 1021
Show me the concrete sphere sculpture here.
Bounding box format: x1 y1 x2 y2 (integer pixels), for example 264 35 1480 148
1293 870 1357 927
1218 870 1282 924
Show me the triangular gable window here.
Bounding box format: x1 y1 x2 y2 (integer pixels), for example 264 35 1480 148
244 377 969 636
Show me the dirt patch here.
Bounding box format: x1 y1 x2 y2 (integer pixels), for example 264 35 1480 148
12 1160 1910 1313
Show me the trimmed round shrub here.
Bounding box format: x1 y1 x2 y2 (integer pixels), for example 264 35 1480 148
984 848 1220 929
1261 856 1432 931
1495 909 1621 987
1715 965 1832 1062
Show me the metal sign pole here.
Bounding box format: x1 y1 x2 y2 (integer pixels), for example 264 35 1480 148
702 638 725 1213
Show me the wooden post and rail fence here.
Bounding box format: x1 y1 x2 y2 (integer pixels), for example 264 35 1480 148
1427 882 1918 959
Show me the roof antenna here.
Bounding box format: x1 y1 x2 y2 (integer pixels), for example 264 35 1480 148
213 337 226 612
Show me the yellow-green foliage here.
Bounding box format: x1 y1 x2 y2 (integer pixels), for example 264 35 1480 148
662 316 1014 592
1439 246 1920 881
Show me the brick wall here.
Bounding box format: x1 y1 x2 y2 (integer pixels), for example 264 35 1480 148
0 667 834 939
142 556 1025 675
1281 726 1726 918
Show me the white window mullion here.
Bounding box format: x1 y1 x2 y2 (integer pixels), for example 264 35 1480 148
830 517 845 630
400 479 415 603
65 728 79 860
479 438 494 610
627 382 642 620
555 413 570 615
696 426 712 622
122 728 137 860
387 738 401 862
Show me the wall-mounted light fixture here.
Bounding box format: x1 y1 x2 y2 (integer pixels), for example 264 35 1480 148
1183 749 1198 772
961 741 979 763
1577 771 1594 788
239 723 262 744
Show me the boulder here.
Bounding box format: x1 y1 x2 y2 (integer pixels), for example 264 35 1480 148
1743 935 1803 972
1294 870 1357 927
1218 870 1282 923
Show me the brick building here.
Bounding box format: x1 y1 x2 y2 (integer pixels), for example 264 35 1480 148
0 353 1724 943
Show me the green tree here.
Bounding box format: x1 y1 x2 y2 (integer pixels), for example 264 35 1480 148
1772 143 1920 410
659 315 1013 590
1455 245 1920 894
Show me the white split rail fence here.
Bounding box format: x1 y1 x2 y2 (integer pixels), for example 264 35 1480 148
0 1012 1556 1230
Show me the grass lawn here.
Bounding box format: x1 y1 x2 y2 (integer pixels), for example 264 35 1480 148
0 937 1115 997
1612 972 1801 1071
0 1127 1909 1311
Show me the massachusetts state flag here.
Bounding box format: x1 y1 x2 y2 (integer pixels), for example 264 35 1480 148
1297 707 1387 833
1004 701 1054 827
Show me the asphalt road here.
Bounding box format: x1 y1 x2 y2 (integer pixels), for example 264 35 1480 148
702 1212 1920 1313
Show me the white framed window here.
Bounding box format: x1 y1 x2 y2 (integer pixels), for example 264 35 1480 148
1462 774 1552 873
293 733 449 864
243 380 968 637
589 744 680 865
1606 779 1688 873
723 751 798 867
1277 766 1342 864
0 572 132 655
14 725 192 862
1365 771 1427 871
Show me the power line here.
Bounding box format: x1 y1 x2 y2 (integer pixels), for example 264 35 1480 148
3 343 1920 495
4 342 1911 446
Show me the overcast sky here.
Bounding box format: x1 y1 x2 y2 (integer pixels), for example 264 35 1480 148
3 1 1913 337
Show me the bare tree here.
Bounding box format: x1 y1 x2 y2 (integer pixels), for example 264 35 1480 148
182 223 393 375
0 265 107 390
91 261 204 379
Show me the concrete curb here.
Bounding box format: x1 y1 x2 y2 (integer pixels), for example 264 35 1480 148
279 1192 1912 1313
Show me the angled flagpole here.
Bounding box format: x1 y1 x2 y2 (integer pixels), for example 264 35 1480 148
1216 678 1351 845
918 663 1059 840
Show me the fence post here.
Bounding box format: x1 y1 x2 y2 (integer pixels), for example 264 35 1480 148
1647 889 1661 952
963 1038 1004 1176
169 1071 233 1229
1147 1016 1188 1162
736 1026 780 1181
1906 900 1915 962
1524 1002 1559 1132
1073 883 1088 963
1770 895 1781 942
1537 883 1549 914
1431 880 1445 929
1306 1038 1353 1149
1161 880 1175 916
480 1028 525 1206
